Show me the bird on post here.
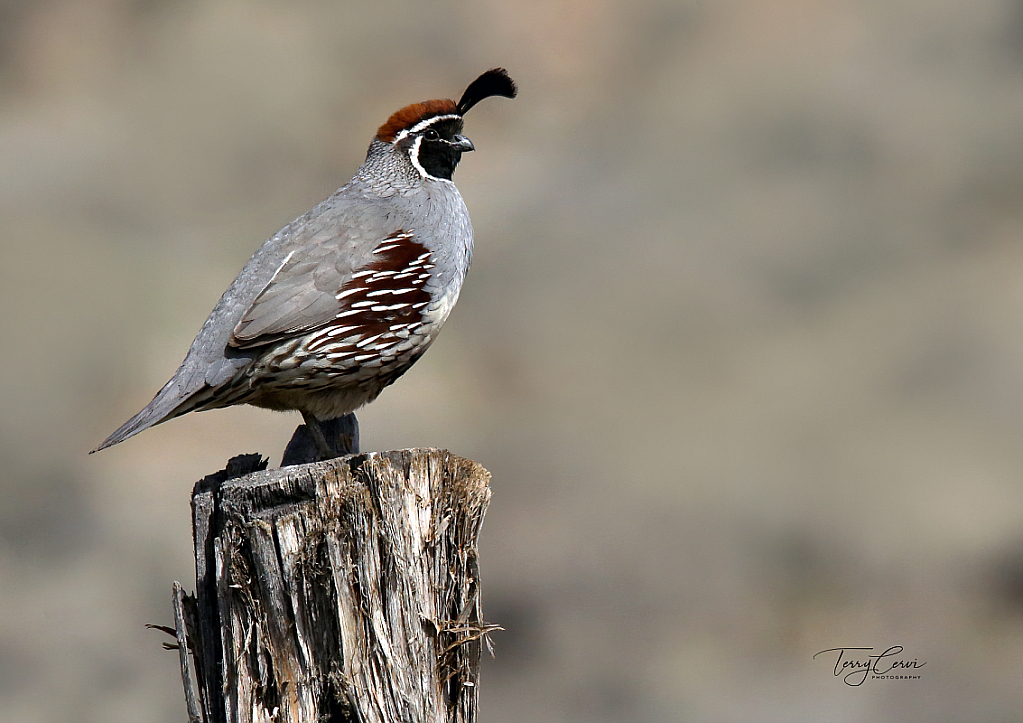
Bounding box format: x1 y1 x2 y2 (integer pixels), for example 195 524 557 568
93 68 517 460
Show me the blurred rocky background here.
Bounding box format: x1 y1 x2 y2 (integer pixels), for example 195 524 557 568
3 0 1023 720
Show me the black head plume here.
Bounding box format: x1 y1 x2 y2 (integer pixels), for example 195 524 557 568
457 68 517 116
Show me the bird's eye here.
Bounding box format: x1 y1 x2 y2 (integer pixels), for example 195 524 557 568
423 129 439 141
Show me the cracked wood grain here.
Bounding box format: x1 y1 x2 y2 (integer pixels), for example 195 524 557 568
175 448 493 723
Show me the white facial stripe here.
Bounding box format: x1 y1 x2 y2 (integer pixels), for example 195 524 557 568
392 113 461 143
408 135 427 178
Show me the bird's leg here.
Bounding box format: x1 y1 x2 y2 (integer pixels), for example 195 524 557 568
282 412 359 465
301 411 334 461
328 413 360 455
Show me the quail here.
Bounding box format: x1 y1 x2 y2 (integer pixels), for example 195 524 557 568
93 68 517 460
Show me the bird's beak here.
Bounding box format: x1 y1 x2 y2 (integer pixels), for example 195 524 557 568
450 135 475 152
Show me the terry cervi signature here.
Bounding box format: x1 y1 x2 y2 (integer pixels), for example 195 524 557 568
813 646 926 686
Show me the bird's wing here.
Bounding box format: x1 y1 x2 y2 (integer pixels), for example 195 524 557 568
229 226 431 350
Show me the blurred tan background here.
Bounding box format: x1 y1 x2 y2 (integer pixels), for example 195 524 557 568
3 0 1023 720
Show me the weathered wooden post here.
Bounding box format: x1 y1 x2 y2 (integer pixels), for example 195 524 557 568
168 418 494 723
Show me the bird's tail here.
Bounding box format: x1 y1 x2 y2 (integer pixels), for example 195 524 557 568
91 374 251 453
90 376 193 453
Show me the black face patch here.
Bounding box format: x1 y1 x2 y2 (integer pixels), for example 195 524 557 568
406 117 467 180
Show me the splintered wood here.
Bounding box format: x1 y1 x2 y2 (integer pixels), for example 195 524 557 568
176 449 493 723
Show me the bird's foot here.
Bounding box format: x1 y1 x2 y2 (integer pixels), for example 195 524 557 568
282 412 360 466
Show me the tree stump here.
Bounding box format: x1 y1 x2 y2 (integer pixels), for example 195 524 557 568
172 448 494 723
